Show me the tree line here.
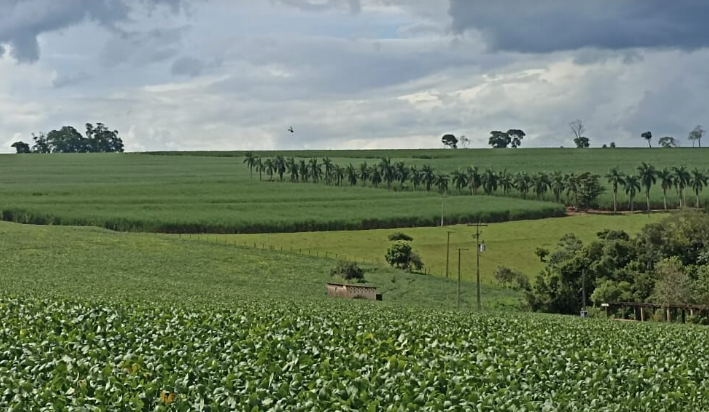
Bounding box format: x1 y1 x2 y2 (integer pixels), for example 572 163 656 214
244 153 709 212
11 123 124 154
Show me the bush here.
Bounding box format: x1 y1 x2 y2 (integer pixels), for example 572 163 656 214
534 247 550 262
385 242 424 272
330 261 364 281
494 266 530 291
388 232 414 241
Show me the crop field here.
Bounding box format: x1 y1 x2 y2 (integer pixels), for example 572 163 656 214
3 295 709 411
153 148 709 210
189 213 666 283
0 154 563 233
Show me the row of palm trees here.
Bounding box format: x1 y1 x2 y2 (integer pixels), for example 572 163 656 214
243 153 708 211
606 163 708 212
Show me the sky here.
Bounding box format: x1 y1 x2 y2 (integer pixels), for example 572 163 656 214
1 0 708 152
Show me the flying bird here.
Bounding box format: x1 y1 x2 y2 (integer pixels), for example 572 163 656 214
288 126 294 133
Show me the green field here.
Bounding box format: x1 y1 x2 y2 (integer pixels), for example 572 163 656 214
0 221 520 310
153 148 709 210
189 214 666 283
0 153 563 233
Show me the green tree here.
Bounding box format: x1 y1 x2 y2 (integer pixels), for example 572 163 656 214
264 158 275 181
636 162 656 213
641 131 653 148
11 141 31 153
422 165 435 192
409 166 422 190
385 242 424 272
379 158 395 189
689 125 705 148
498 170 513 196
658 136 678 148
550 171 565 203
85 123 123 153
532 172 550 200
451 169 469 194
514 172 532 199
441 134 458 149
298 160 308 182
576 172 605 211
308 158 322 183
358 162 370 186
243 151 256 179
322 157 333 184
333 165 345 186
535 247 550 262
274 155 286 182
46 126 87 153
656 168 673 210
481 169 498 195
652 257 691 306
690 168 708 208
672 166 691 208
434 173 449 194
370 168 382 187
31 132 51 153
255 157 263 181
624 175 641 212
605 168 626 213
466 166 482 195
287 157 299 182
345 164 358 186
488 129 525 148
394 162 409 189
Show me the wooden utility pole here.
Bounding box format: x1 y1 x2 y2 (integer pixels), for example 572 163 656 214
468 222 488 311
457 248 469 310
445 231 454 278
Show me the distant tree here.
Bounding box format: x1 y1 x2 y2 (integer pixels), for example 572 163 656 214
434 173 449 194
441 134 458 149
652 257 691 306
514 172 532 199
488 129 526 148
672 166 691 208
370 168 382 187
298 160 308 182
379 158 395 189
322 157 334 184
345 163 358 186
409 166 422 190
602 144 608 148
274 155 286 182
610 142 617 148
641 131 653 148
499 170 514 195
624 175 641 212
564 173 579 208
459 135 470 148
466 166 482 195
656 168 673 210
576 172 605 211
333 165 345 186
569 120 590 148
308 158 322 183
535 247 550 262
605 168 626 213
481 169 498 195
422 165 435 191
394 162 409 189
31 132 51 153
495 266 530 290
658 136 678 148
689 125 705 148
84 123 123 153
388 232 414 241
11 141 31 153
263 158 275 181
47 126 86 153
451 169 469 194
243 151 256 178
287 157 299 182
637 162 657 213
358 162 370 186
532 172 550 200
690 168 708 208
549 171 565 203
385 242 424 272
330 261 364 281
255 157 263 181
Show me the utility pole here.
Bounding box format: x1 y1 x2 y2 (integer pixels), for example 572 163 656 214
457 248 469 310
445 231 454 278
468 221 488 311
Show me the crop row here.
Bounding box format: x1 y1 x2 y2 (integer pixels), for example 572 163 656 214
2 295 709 411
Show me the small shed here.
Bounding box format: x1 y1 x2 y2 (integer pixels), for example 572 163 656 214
326 282 380 301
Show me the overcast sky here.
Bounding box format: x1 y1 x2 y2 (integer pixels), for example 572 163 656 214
1 0 708 152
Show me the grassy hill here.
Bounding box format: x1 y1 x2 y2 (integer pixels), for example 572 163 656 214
0 153 563 233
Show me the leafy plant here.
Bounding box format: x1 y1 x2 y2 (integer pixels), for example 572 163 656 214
330 260 364 281
387 232 414 241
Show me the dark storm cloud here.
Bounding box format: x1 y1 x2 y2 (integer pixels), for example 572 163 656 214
0 0 186 63
449 0 709 53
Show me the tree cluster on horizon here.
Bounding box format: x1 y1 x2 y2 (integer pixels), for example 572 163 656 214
11 123 124 154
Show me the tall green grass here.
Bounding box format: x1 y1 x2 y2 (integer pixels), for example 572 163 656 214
0 153 563 233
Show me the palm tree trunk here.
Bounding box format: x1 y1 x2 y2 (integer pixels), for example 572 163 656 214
646 191 651 213
697 193 701 209
663 189 667 210
613 190 617 213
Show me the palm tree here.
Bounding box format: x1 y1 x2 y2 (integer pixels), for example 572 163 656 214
264 158 275 181
672 166 691 208
481 169 498 195
499 170 514 196
395 162 410 189
370 168 382 187
379 158 395 189
690 168 708 208
656 168 673 210
532 172 550 200
287 157 298 182
451 169 469 194
564 173 579 208
333 165 345 186
514 172 532 199
605 168 625 212
322 157 334 184
422 165 435 191
466 166 482 195
274 155 286 182
549 171 565 203
243 151 256 179
308 158 322 183
410 166 421 190
624 175 641 212
359 162 370 186
255 157 263 181
636 162 656 213
298 160 308 183
434 173 449 194
346 164 358 186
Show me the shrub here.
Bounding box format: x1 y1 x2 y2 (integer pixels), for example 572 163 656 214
494 266 530 291
534 247 550 262
388 232 414 241
330 261 364 281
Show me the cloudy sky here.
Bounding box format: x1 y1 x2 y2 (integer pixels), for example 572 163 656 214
1 0 708 152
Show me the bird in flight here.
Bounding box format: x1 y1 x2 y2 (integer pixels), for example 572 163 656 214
288 126 294 133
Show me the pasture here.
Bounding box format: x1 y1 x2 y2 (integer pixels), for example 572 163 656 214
0 153 563 233
190 213 666 284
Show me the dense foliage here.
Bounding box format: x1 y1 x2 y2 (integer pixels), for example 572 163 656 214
525 211 709 314
13 123 124 154
2 295 709 411
330 260 365 281
385 242 424 273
